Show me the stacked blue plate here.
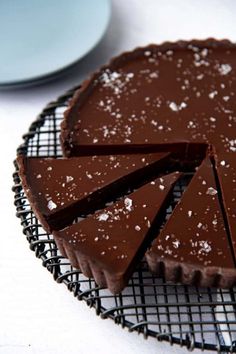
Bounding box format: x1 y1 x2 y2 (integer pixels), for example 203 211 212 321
0 0 111 87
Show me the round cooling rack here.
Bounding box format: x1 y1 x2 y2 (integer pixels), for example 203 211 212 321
12 87 236 353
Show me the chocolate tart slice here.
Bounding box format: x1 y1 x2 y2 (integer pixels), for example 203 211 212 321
53 172 182 294
146 157 236 288
17 152 171 233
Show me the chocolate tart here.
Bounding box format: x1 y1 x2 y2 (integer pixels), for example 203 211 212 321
61 39 236 252
53 172 182 294
146 157 236 288
17 152 171 233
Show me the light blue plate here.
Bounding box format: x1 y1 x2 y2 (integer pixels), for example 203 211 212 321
0 0 111 87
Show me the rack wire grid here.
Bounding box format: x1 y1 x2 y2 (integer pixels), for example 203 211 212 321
12 86 236 353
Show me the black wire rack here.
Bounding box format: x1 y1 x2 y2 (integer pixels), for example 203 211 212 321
12 86 236 353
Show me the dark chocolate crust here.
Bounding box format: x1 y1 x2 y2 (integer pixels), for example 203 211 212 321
17 155 51 233
145 256 236 288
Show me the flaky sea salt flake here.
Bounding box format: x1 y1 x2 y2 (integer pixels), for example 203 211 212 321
98 213 109 221
124 197 133 212
212 219 218 226
206 187 218 195
218 64 232 76
209 91 218 99
47 200 57 210
169 102 178 111
209 117 216 122
172 240 180 248
66 176 74 183
188 210 193 217
86 172 92 179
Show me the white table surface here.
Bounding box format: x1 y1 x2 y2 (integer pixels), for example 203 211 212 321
1 1 236 353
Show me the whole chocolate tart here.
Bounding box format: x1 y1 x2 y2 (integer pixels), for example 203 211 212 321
146 157 236 288
17 39 236 291
61 39 236 259
17 152 170 233
53 172 182 294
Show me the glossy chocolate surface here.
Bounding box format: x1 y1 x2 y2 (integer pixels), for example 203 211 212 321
17 152 170 232
146 157 236 287
53 172 181 293
62 40 236 156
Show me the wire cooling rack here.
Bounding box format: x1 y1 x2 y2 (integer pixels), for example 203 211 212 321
12 86 236 353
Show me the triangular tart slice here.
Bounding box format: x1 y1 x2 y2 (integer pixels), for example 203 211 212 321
146 157 236 288
17 152 170 232
53 172 182 294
